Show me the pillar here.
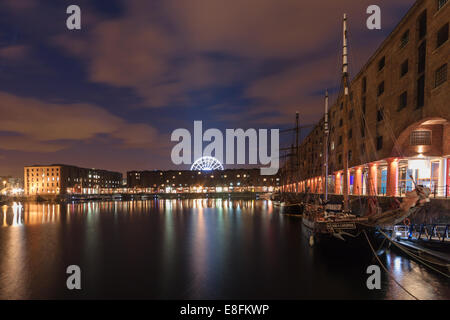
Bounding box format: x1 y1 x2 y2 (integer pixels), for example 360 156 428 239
354 167 363 195
368 163 378 196
386 158 399 197
335 172 341 194
438 158 445 196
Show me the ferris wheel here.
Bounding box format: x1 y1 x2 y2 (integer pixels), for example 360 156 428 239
190 156 224 171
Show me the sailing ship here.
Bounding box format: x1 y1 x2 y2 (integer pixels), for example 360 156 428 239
301 14 431 248
277 111 316 215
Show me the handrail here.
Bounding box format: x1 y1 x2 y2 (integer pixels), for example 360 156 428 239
393 224 450 242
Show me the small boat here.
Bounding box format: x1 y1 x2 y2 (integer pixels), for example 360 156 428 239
257 193 272 200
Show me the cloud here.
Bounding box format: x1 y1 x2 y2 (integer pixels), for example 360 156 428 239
2 0 37 11
51 0 415 123
0 92 164 152
0 135 65 152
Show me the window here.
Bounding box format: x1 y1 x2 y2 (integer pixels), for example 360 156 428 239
398 91 407 110
348 150 352 161
435 63 447 87
348 129 352 139
360 118 366 137
417 75 425 107
362 77 367 93
437 23 448 48
338 154 342 164
362 97 366 114
340 102 343 110
400 59 408 77
377 81 384 96
400 30 409 48
339 119 343 127
410 130 431 145
378 56 385 71
338 135 342 145
349 109 353 120
376 136 383 150
418 11 427 40
438 0 448 10
377 109 384 122
418 41 426 73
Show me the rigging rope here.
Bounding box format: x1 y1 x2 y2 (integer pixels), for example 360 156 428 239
363 230 420 300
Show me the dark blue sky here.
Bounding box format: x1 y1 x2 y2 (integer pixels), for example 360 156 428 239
0 0 415 176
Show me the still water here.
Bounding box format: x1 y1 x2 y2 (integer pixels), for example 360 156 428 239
0 199 448 300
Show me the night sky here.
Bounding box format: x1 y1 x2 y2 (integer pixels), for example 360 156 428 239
0 0 415 177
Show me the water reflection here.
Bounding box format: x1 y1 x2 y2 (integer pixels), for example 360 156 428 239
0 200 448 299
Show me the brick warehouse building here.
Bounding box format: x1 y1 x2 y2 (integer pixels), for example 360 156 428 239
24 164 122 195
127 169 281 193
284 0 449 197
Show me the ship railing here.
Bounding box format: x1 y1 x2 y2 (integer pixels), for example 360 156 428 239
398 185 450 198
393 224 450 242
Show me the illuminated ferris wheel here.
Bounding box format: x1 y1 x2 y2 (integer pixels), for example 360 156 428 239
190 156 224 171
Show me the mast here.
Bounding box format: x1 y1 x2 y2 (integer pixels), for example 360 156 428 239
295 111 299 176
342 13 350 211
324 90 329 201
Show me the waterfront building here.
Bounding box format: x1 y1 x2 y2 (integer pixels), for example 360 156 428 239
285 0 449 197
127 168 281 193
24 164 122 195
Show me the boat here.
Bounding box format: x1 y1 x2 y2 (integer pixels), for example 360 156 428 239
257 192 272 200
301 14 431 249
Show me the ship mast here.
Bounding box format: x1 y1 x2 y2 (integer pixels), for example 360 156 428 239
342 13 350 211
295 111 299 176
324 90 329 201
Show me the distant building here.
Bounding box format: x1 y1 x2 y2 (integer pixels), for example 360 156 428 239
285 0 449 197
24 164 122 195
127 169 280 193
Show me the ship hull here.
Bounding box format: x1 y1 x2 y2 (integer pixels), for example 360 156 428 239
301 217 381 253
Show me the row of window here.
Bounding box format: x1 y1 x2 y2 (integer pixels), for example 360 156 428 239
28 177 60 182
30 183 60 187
334 128 432 166
27 167 59 172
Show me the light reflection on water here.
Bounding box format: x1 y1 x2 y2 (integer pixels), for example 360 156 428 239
0 200 448 300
